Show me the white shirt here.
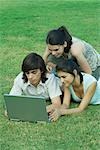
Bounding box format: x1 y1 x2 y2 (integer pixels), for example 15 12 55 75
10 72 62 100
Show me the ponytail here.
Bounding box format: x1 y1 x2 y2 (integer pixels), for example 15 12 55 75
58 26 72 53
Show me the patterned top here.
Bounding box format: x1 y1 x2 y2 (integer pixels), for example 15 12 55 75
72 37 100 71
47 37 100 72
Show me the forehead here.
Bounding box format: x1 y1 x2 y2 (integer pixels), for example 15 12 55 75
57 70 70 76
48 44 60 51
27 69 41 73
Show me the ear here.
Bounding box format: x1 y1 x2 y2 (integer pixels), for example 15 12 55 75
73 69 77 76
64 41 67 47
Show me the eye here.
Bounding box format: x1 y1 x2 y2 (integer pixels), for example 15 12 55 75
49 49 59 52
31 70 37 74
55 49 59 51
26 72 29 75
48 49 52 51
25 70 38 75
61 76 66 78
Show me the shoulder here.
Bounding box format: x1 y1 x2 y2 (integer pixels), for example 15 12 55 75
46 73 60 85
46 73 56 82
82 72 96 80
14 72 24 83
71 37 85 56
82 73 97 86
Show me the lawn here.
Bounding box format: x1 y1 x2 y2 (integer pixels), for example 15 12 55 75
0 0 100 149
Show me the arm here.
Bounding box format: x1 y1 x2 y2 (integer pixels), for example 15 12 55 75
60 82 97 115
47 87 71 116
62 86 71 109
43 46 51 63
9 76 23 95
46 74 62 112
71 42 92 74
50 82 97 121
46 62 56 73
46 96 61 113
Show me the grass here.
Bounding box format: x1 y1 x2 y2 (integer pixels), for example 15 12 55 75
0 0 100 149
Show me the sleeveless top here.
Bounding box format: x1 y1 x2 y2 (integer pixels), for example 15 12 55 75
72 37 100 71
47 37 100 73
69 73 100 104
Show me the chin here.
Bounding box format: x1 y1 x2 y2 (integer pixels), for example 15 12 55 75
56 55 61 58
31 81 38 86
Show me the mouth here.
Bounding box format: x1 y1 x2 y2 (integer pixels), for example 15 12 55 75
54 54 61 58
30 80 37 85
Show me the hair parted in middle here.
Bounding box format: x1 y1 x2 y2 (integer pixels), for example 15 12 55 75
56 58 83 83
22 52 47 83
46 26 72 53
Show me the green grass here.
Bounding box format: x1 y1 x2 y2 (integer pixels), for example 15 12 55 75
0 0 100 149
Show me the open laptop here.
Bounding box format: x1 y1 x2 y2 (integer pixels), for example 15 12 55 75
4 94 50 123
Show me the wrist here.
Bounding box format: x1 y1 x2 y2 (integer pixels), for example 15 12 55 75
62 104 69 109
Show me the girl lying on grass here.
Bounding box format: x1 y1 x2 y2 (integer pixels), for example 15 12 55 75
43 26 100 80
48 59 100 121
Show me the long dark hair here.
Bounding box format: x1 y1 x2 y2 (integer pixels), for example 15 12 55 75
46 26 72 53
56 59 83 83
22 53 47 83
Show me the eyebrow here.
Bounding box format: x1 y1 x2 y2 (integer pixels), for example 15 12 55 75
49 48 59 51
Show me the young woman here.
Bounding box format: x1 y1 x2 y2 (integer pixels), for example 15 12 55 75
9 52 62 111
43 26 100 80
48 59 100 121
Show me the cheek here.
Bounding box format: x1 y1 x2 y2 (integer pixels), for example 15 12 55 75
37 73 42 80
59 49 64 55
64 77 73 85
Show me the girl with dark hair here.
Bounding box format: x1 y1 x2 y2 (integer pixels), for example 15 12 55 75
47 59 100 121
43 26 100 80
9 53 62 111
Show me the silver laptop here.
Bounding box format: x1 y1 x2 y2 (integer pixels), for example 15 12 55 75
4 94 50 123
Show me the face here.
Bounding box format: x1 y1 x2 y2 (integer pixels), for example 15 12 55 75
25 69 42 86
48 44 65 57
57 70 74 87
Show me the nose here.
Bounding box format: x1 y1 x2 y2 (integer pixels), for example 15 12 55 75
52 51 57 56
28 73 33 79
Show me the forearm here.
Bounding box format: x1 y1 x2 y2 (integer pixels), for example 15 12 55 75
43 48 50 63
61 103 70 109
62 87 71 109
43 53 48 63
60 107 83 115
49 103 60 109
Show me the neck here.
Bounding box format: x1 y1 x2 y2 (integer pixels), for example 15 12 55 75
72 75 81 88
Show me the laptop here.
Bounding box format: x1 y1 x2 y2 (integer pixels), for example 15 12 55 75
4 94 50 123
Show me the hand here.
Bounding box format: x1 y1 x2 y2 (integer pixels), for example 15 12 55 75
46 62 56 73
49 108 62 122
46 105 55 113
46 64 53 73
